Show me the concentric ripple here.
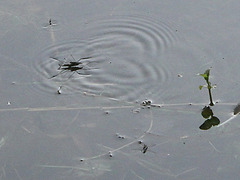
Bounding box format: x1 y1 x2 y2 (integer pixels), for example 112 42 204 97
33 15 179 101
84 15 179 57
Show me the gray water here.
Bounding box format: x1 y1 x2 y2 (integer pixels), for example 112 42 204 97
1 0 240 179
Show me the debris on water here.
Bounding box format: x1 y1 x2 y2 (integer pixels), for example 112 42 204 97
11 81 16 85
49 19 52 25
57 86 62 94
234 104 240 115
116 133 125 139
7 101 11 105
80 158 84 162
177 74 183 77
141 99 152 106
104 111 110 115
139 99 163 109
108 151 113 157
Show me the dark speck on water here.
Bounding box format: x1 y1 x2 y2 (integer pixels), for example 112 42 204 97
234 104 240 115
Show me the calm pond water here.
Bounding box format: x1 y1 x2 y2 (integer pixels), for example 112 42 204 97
1 0 240 179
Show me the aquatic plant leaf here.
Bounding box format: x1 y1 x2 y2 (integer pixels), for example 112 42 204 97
200 69 210 81
233 104 240 115
200 74 207 79
204 69 210 76
199 119 212 130
199 116 220 130
210 116 220 126
201 106 213 119
199 85 203 90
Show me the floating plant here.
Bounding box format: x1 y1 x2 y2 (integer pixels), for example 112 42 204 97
198 69 220 130
199 106 220 130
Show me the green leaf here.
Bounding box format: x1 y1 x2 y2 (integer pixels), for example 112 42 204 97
200 73 207 78
199 119 212 130
204 69 210 77
210 116 220 126
200 69 210 82
199 85 203 90
201 106 213 119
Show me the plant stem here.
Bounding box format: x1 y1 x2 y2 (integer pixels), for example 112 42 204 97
207 82 214 106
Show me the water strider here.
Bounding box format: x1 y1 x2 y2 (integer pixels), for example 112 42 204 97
137 140 156 154
49 55 94 79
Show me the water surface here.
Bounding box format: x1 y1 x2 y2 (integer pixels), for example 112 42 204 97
1 0 240 180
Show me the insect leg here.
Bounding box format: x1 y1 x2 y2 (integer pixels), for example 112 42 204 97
50 57 64 64
49 70 67 79
70 54 92 62
76 71 90 76
79 56 92 60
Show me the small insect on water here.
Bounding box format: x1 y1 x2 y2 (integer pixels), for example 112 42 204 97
137 140 155 154
142 144 148 154
138 141 148 154
49 55 96 80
